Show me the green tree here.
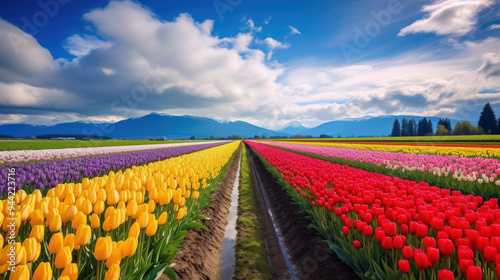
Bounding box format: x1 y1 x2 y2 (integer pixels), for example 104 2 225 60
478 102 497 134
391 119 401 137
435 125 449 135
453 121 478 135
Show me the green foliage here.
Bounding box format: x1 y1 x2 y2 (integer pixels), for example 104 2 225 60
0 140 196 151
233 146 272 280
435 125 449 136
478 102 497 134
452 121 479 135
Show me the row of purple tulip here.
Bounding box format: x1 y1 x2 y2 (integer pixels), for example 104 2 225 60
0 141 227 196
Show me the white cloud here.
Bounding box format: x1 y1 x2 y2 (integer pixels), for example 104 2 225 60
64 34 110 57
399 0 493 36
289 25 301 35
245 19 262 32
488 24 500 30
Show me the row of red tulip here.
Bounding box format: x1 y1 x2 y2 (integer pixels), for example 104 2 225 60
246 141 500 280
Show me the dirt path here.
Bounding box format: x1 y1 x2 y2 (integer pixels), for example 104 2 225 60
162 147 242 280
247 144 359 280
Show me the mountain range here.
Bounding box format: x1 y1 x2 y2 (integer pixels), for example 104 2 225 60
0 113 462 139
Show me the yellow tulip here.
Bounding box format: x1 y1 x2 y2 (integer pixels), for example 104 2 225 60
107 189 119 205
19 204 31 222
16 246 27 265
97 189 107 202
91 214 100 229
158 212 167 225
71 211 86 230
63 234 75 251
104 263 120 280
9 264 29 280
33 262 52 280
63 205 77 223
55 246 72 269
94 237 112 261
94 201 105 215
33 189 43 203
22 237 39 263
146 219 158 236
176 207 187 220
64 193 76 205
104 207 115 220
128 222 140 238
173 189 182 204
80 199 93 215
29 224 45 243
192 191 200 200
58 276 70 280
148 200 155 213
61 263 78 280
137 211 149 229
0 263 8 274
106 247 121 268
48 214 62 232
121 237 138 257
30 209 44 226
49 233 64 254
75 224 91 246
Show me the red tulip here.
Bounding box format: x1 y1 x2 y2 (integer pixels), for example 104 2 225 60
353 240 361 249
496 264 500 278
383 222 397 237
382 237 392 250
401 224 409 234
363 225 373 237
393 235 405 250
437 231 449 240
459 259 474 274
417 224 428 238
423 237 436 249
458 246 474 260
466 266 482 280
484 246 497 262
431 218 445 231
364 213 372 224
342 226 349 235
402 246 413 259
438 239 454 256
476 237 489 253
398 260 409 273
427 247 439 264
437 269 455 280
375 228 385 243
414 252 428 269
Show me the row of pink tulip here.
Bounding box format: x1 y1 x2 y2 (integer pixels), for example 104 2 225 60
263 141 500 185
0 141 221 164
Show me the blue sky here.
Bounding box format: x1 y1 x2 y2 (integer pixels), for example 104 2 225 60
0 0 499 129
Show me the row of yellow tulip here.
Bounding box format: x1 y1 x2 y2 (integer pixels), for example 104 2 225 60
0 141 240 280
278 141 499 159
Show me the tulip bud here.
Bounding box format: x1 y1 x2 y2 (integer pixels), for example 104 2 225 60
414 252 428 269
31 209 45 226
33 262 52 280
158 212 168 225
71 211 87 230
95 237 112 261
437 269 454 280
427 247 439 264
91 214 100 229
466 266 482 280
49 214 62 232
122 237 138 257
104 263 120 280
94 201 105 215
438 239 454 256
30 224 45 243
9 264 29 280
60 263 78 280
55 246 72 269
64 205 78 223
353 240 361 249
63 234 75 251
146 219 158 236
148 200 155 213
128 222 140 238
126 200 138 217
484 246 497 262
138 211 149 228
107 189 119 205
49 233 64 254
75 224 92 246
22 238 39 263
398 260 409 273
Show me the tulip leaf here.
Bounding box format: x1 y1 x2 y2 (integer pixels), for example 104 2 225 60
124 263 152 280
191 214 210 221
172 230 188 243
372 260 388 280
163 248 179 263
162 265 178 280
148 263 169 280
185 221 207 231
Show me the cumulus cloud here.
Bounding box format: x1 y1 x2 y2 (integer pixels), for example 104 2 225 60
488 24 500 30
399 0 493 36
64 34 110 57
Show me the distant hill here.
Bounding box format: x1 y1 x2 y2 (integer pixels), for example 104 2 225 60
302 115 461 137
0 113 288 139
277 121 307 135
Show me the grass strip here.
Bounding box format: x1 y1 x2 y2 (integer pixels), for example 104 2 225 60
233 145 272 280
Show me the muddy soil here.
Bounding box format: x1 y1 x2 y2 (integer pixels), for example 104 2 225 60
162 147 242 280
247 144 359 280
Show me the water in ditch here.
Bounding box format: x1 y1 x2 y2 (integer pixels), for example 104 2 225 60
218 159 241 280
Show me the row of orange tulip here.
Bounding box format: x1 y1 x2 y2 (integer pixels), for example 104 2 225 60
0 141 240 280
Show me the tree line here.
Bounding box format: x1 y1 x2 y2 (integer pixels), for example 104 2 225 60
391 102 499 137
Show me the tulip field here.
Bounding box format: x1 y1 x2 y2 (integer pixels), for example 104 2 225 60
0 141 240 280
246 140 500 280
